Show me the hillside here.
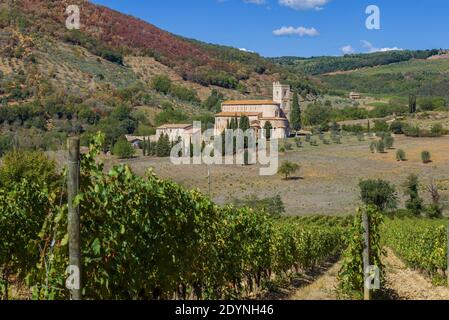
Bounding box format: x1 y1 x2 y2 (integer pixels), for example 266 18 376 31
0 0 322 154
317 57 449 98
14 0 317 94
271 49 449 99
272 50 440 76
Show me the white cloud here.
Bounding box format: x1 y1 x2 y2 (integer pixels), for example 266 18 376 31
362 40 403 53
278 0 330 10
273 26 319 37
239 48 255 53
341 45 355 55
243 0 266 4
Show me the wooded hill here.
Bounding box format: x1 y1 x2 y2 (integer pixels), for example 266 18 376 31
11 0 317 94
272 50 441 76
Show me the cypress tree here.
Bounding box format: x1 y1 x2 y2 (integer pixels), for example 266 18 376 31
264 121 273 140
409 94 417 114
239 116 250 132
229 118 235 130
156 133 171 157
290 92 301 132
231 117 238 130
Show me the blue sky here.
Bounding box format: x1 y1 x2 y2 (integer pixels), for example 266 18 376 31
91 0 449 57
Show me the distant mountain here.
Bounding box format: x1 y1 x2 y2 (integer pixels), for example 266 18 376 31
271 50 441 76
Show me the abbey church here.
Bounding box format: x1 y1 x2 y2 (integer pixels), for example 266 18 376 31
214 82 292 139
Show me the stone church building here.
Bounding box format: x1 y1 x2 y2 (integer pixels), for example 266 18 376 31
214 82 292 139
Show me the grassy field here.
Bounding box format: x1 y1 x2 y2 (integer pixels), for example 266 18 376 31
76 134 449 216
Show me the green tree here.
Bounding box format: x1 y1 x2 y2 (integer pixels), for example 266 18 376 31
304 102 330 127
202 89 223 112
404 174 424 216
263 121 273 140
156 133 171 157
112 137 135 159
359 179 398 212
278 161 300 180
290 92 301 131
409 94 417 114
239 116 250 132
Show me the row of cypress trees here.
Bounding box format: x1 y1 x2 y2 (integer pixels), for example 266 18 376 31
142 134 177 157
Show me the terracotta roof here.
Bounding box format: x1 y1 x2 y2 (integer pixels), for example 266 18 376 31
222 100 280 106
125 135 145 142
216 112 262 117
157 124 192 129
260 117 289 121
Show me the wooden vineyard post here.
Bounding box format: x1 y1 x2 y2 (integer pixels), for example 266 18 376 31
68 137 82 300
447 222 449 287
362 211 371 301
207 165 211 197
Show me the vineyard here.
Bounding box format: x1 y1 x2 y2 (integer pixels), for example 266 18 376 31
383 218 448 283
0 134 350 300
0 134 448 300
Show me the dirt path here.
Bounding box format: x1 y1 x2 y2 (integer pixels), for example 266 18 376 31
384 248 449 300
288 261 341 300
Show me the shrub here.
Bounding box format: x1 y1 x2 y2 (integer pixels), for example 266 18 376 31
154 109 189 126
389 121 404 134
370 141 376 153
430 123 445 137
375 140 385 153
424 204 443 219
403 124 420 137
310 138 318 146
170 85 200 104
112 137 135 159
359 179 398 212
278 161 300 180
0 150 59 188
396 149 406 161
333 135 342 144
0 135 12 157
151 75 172 95
373 120 389 134
284 141 293 151
357 133 364 142
305 134 311 142
421 151 432 164
382 135 394 149
342 124 364 133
